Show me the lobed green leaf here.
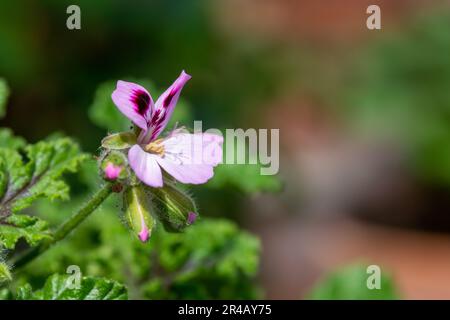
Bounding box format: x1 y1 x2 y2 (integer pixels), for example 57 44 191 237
0 261 11 283
0 129 26 149
0 214 51 249
0 137 87 249
0 138 88 216
16 274 128 300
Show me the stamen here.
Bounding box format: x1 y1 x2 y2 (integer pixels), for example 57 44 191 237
144 139 165 156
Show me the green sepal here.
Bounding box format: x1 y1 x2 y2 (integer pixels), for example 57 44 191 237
101 132 137 150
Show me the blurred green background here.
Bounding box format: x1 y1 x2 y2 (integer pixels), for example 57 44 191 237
2 0 450 299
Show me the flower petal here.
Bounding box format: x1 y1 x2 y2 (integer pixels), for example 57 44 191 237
112 81 154 130
145 71 191 142
156 157 214 184
200 133 224 166
128 145 163 187
156 132 223 184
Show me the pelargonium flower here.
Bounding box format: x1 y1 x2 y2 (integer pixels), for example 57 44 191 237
110 71 223 188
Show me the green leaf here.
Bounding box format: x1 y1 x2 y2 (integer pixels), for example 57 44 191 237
0 138 88 216
15 283 33 300
308 263 399 300
0 214 51 249
0 129 26 149
0 138 87 249
0 288 12 300
17 274 128 300
0 79 9 119
143 219 261 299
0 261 12 283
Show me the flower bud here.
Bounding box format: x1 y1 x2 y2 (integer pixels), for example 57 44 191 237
104 162 122 180
124 185 155 242
100 151 128 182
152 182 198 233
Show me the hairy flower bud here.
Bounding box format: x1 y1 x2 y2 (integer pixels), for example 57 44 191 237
152 182 198 233
104 162 122 180
100 151 128 182
123 185 155 242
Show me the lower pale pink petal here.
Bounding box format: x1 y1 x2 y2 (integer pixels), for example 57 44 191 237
128 145 163 187
111 80 153 130
200 133 223 166
156 157 214 184
157 132 223 184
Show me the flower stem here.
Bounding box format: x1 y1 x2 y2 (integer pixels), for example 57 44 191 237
11 182 114 270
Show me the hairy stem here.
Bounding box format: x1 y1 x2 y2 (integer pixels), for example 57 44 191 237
11 182 113 270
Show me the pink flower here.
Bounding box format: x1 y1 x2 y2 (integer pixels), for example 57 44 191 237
111 71 223 187
104 162 123 180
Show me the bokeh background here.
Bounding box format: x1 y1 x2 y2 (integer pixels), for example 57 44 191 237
2 0 450 299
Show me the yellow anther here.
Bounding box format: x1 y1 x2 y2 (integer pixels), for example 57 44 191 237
144 139 165 156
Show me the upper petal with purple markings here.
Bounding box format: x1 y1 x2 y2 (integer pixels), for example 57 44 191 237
144 71 191 142
112 81 154 130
